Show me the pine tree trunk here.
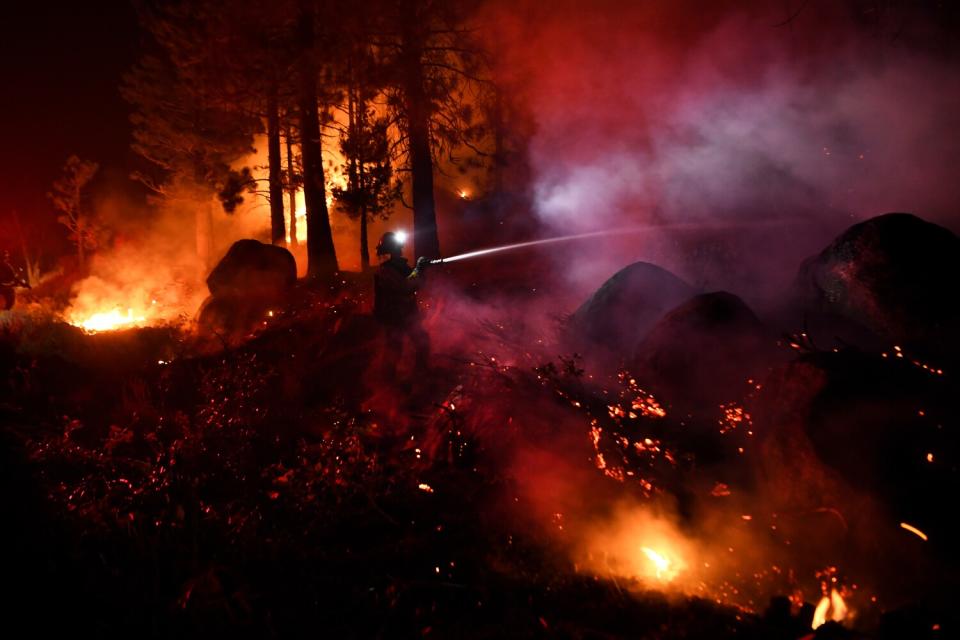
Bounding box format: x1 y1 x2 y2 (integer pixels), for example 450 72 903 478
402 42 440 260
347 84 369 271
267 83 287 246
360 206 370 272
297 2 338 280
358 140 370 271
285 123 298 248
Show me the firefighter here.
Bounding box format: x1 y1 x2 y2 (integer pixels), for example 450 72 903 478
1 251 29 311
373 232 431 378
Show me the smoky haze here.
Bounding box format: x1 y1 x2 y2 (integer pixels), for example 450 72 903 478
426 1 960 609
482 0 960 305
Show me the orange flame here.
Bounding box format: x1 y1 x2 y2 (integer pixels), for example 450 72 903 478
640 546 675 580
812 589 848 629
71 307 148 333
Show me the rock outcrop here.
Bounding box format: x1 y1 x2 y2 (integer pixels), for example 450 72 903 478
796 213 960 353
569 261 696 355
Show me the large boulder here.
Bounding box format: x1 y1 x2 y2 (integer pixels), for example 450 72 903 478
198 240 297 342
762 352 954 506
631 291 780 408
750 350 960 600
569 262 696 355
206 239 297 298
795 213 960 352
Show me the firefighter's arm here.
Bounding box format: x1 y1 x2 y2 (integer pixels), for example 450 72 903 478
409 256 431 281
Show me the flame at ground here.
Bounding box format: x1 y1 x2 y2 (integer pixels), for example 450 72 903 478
65 272 173 333
64 241 207 333
812 589 848 629
71 306 148 332
579 505 694 589
641 546 679 581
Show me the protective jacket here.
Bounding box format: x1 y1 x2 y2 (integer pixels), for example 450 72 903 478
0 261 15 287
374 257 420 325
0 262 16 310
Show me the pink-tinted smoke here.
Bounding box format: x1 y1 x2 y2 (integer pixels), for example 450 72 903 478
481 0 960 301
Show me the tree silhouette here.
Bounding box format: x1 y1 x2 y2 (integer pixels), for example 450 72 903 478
374 0 491 259
48 155 99 269
123 3 258 271
124 0 496 275
334 87 401 271
294 0 341 279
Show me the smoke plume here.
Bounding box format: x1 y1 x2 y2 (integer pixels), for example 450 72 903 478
483 0 960 301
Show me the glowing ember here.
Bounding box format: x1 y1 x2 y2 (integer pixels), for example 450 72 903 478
882 344 945 376
812 589 848 629
718 403 752 434
711 482 731 497
900 522 928 541
458 189 470 200
71 307 147 333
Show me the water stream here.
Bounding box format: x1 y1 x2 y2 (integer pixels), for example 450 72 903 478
430 218 804 265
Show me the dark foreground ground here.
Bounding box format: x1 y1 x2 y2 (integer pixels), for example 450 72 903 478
1 264 955 639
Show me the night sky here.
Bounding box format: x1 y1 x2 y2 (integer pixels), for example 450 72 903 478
0 2 140 225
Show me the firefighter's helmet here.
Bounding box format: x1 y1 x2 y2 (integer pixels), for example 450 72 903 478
376 231 405 257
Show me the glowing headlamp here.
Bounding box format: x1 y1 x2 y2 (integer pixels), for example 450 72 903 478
394 230 408 244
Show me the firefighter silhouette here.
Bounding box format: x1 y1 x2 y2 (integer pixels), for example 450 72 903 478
1 251 29 311
373 232 430 377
